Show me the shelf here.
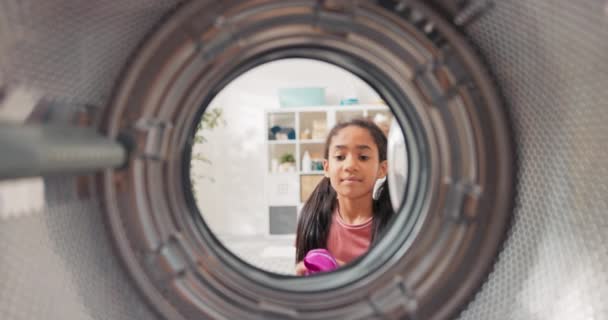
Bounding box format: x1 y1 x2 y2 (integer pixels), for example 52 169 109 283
269 139 324 144
299 139 325 144
269 171 323 175
268 104 389 112
268 140 297 144
268 171 298 175
299 171 324 175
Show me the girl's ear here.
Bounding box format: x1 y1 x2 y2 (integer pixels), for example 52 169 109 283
323 159 330 177
377 160 388 179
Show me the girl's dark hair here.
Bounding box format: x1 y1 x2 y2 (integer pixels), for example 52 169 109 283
295 119 394 262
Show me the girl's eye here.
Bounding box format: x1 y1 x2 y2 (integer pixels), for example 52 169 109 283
359 155 370 161
334 155 345 161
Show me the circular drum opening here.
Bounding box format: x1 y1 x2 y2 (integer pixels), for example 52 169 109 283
100 1 514 319
187 57 415 275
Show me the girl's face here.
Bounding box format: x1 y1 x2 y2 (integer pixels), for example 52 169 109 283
323 126 388 200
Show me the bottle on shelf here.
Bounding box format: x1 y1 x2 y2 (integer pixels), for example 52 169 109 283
301 128 311 140
271 158 279 173
302 151 312 173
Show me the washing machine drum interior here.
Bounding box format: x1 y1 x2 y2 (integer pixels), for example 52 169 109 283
0 1 606 320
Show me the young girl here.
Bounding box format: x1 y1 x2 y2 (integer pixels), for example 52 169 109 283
295 119 394 275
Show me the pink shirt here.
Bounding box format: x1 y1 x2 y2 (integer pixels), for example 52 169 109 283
326 208 373 264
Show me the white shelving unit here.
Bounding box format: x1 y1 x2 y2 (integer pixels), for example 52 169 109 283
264 104 392 235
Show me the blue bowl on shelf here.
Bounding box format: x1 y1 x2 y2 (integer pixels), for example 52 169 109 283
339 98 359 105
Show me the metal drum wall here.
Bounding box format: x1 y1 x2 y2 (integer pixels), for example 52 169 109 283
0 1 606 320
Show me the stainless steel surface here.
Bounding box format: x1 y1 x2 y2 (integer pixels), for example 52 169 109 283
458 1 608 318
0 0 179 106
0 197 160 320
0 0 606 319
0 1 180 319
0 124 126 179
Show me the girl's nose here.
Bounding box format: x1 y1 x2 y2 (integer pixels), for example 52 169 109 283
343 155 357 171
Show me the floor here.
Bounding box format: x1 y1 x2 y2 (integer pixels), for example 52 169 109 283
218 234 297 275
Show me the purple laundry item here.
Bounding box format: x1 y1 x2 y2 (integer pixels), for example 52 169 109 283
303 249 339 275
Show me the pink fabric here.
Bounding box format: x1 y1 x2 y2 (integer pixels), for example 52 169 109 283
303 249 339 275
326 208 373 264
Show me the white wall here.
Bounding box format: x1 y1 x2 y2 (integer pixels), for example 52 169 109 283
191 59 382 237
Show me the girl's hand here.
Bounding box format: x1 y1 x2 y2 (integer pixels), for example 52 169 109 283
296 258 344 276
295 261 307 276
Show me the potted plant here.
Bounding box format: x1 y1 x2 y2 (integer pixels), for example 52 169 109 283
278 153 296 172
